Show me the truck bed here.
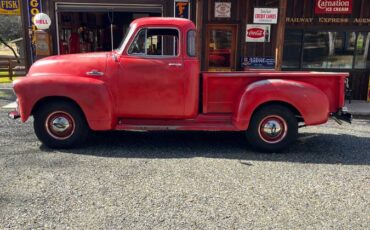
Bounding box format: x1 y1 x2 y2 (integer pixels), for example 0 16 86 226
202 71 348 114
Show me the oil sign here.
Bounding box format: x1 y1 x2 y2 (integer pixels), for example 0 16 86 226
33 13 51 30
28 0 42 31
0 0 20 15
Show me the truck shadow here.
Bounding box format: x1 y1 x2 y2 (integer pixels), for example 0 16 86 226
46 131 370 166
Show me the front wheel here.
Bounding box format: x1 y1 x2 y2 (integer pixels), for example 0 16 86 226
33 101 89 148
246 105 298 152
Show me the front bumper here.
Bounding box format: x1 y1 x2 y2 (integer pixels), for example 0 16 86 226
7 99 20 120
331 107 352 124
8 111 20 119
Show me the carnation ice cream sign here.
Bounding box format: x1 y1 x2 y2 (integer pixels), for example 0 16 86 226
246 24 270 43
315 0 352 14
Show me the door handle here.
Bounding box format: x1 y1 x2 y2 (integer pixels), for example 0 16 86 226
168 63 183 67
86 70 104 76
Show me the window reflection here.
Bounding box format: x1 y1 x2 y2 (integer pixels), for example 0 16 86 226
282 30 302 68
283 30 370 70
303 32 355 69
208 29 232 69
354 32 370 69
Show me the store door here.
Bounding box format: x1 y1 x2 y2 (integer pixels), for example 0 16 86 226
206 25 237 71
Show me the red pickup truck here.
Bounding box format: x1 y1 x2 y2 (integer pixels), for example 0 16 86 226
9 17 351 152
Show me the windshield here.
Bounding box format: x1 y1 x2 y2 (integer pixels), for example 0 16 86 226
117 23 137 54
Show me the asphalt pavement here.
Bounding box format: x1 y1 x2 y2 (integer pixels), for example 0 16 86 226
0 90 369 229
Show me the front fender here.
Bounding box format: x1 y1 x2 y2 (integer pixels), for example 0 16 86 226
233 79 330 130
13 75 114 130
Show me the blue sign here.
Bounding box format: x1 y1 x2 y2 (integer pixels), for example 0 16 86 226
27 0 42 62
174 0 190 19
242 57 275 69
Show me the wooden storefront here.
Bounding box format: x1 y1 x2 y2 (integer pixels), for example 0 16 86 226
196 0 281 72
196 0 369 100
283 0 370 100
20 0 370 99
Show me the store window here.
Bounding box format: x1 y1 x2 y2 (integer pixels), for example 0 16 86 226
206 25 237 71
187 30 196 57
354 32 370 69
128 28 179 56
282 30 302 68
303 32 355 69
283 30 370 70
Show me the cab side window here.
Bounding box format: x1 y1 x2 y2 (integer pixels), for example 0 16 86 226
128 28 179 56
128 29 146 55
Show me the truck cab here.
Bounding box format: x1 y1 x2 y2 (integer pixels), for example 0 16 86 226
108 18 199 119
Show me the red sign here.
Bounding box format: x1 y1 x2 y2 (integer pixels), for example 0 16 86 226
315 0 352 14
247 28 264 38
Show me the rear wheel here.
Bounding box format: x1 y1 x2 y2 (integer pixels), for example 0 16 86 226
246 105 298 152
33 101 89 148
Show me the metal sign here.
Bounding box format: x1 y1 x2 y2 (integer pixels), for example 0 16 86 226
28 0 42 31
242 57 275 69
27 0 43 63
0 0 20 15
174 0 190 19
246 24 270 43
33 13 51 30
254 8 278 24
315 0 352 14
215 2 231 18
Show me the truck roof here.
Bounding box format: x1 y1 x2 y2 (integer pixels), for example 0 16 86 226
131 17 195 30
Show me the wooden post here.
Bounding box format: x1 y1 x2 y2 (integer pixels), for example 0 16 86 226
196 0 203 63
8 58 13 81
275 0 287 71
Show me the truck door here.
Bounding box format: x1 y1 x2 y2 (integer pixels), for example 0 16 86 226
117 28 185 118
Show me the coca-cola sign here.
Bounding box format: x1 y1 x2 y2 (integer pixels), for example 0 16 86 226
315 0 352 14
246 24 270 43
247 28 264 38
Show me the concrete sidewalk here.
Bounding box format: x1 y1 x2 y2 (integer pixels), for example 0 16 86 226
345 100 370 116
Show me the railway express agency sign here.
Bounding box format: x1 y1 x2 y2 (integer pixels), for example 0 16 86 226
315 0 352 14
0 0 20 15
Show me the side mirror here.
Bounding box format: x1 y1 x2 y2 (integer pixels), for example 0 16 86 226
112 52 119 62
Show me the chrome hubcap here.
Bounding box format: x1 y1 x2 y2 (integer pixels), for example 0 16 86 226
258 115 288 144
51 117 71 133
45 111 75 140
262 120 282 138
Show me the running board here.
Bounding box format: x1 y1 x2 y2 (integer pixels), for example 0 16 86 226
115 114 238 131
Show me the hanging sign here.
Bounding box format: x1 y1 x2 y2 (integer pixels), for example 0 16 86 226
28 0 42 31
315 0 352 14
215 2 231 18
33 13 51 30
254 8 278 24
0 0 20 15
174 0 190 19
246 24 270 42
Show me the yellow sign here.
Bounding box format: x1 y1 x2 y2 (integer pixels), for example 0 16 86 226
0 0 20 16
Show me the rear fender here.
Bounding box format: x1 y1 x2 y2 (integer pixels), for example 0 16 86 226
13 75 114 130
233 79 330 130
